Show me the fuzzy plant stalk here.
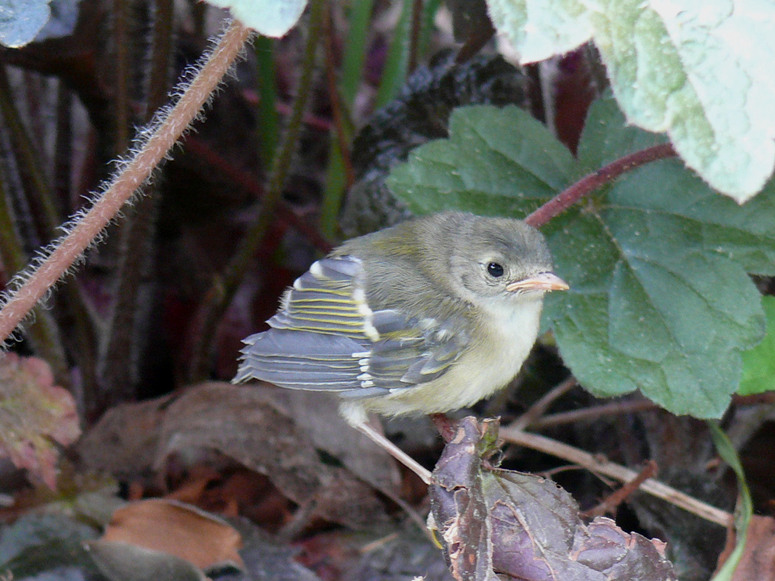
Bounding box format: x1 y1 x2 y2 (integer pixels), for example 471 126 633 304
0 20 254 343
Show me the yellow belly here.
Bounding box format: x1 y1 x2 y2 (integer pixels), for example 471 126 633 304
341 297 544 421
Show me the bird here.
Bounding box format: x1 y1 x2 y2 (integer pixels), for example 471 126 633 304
233 212 568 483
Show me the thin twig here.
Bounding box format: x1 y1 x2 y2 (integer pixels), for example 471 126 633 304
112 0 131 152
511 376 577 431
526 143 677 228
0 166 68 382
0 66 60 237
183 136 332 253
499 426 731 527
99 0 176 409
323 4 355 188
528 399 659 430
0 20 253 343
0 66 69 382
99 0 142 405
407 0 423 74
583 460 658 518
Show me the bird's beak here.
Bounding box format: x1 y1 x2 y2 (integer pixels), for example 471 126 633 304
506 272 569 293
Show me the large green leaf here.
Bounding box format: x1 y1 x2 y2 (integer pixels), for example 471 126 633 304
388 100 773 417
544 165 765 416
485 0 775 202
387 105 575 216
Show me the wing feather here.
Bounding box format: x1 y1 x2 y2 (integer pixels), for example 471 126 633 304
235 255 470 398
235 329 367 391
267 256 379 340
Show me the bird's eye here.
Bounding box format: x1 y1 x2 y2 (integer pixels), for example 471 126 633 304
487 262 504 277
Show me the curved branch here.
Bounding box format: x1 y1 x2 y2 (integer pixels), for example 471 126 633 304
526 143 677 228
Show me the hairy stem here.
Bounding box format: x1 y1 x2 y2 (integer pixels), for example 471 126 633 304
186 0 326 382
0 20 253 343
0 158 68 383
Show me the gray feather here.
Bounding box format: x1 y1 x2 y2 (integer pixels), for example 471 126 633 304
235 255 471 397
235 330 366 391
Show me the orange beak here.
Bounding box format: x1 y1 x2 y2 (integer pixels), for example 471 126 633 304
506 272 569 293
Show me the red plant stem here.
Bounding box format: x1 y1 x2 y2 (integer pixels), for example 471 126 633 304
584 460 658 518
323 5 355 189
240 91 333 132
183 136 333 253
526 142 677 228
0 20 253 343
407 0 423 74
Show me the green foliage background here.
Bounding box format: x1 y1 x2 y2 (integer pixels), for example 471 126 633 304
389 97 775 417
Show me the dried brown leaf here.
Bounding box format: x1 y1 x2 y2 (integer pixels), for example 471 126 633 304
86 539 207 581
76 382 394 529
0 353 80 488
101 498 243 570
274 388 400 491
429 417 677 581
155 382 393 530
728 515 775 580
76 394 173 478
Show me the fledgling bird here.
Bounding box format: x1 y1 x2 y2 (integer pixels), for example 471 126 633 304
234 212 568 483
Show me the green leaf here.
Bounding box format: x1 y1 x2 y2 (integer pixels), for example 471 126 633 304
544 164 766 416
487 0 593 62
739 296 775 396
576 94 667 171
484 0 775 202
708 423 752 581
387 105 575 217
388 99 774 417
0 0 51 47
204 0 306 37
546 99 769 417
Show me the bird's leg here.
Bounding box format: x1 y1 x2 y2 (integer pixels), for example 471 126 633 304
430 412 457 442
354 420 432 485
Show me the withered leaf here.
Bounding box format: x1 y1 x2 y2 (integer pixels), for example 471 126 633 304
0 353 80 489
725 515 775 580
155 382 393 529
76 394 173 479
100 498 243 570
77 383 394 529
86 539 206 581
429 417 677 581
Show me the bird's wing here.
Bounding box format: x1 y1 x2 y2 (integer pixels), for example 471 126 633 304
267 255 380 341
234 256 469 398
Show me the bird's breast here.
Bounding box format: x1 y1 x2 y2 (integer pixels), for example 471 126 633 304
359 296 545 416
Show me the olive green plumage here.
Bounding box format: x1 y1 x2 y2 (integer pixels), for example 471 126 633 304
234 212 567 426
